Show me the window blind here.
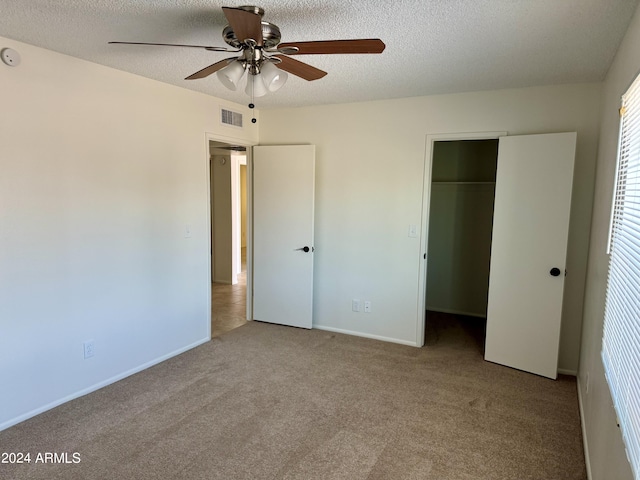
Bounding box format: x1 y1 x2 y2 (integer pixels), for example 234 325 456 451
602 71 640 480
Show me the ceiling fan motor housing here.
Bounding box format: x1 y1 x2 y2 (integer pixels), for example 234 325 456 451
222 21 282 49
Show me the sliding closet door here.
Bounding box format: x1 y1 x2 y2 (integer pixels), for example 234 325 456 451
484 133 576 379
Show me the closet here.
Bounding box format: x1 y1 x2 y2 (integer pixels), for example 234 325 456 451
422 133 576 378
425 139 498 323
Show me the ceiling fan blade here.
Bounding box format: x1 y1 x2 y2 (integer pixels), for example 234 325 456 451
273 55 327 81
277 39 385 55
109 41 230 52
185 58 235 80
222 7 263 46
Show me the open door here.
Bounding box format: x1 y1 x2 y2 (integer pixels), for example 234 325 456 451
252 145 315 329
484 132 576 379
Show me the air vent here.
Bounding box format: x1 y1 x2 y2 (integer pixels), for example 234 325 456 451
221 108 243 128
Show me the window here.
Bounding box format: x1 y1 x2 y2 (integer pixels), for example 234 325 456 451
602 71 640 479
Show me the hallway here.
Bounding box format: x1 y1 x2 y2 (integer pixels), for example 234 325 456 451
211 248 247 338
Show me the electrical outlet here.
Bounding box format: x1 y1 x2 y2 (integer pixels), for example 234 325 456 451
364 301 372 313
83 340 95 359
352 299 361 312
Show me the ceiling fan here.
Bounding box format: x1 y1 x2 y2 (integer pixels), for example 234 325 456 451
109 5 385 101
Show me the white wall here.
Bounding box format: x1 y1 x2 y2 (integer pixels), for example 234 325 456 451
578 4 640 479
0 37 257 430
259 83 602 371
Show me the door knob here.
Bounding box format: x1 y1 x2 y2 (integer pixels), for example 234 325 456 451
295 246 311 252
549 267 561 277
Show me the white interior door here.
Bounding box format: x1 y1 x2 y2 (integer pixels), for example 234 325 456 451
485 132 576 379
252 145 315 329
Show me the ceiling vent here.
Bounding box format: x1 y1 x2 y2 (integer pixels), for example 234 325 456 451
221 108 243 128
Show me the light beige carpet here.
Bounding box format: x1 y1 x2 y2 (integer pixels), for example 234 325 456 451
0 317 586 479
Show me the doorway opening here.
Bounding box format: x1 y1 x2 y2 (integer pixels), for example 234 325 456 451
209 140 248 338
423 138 499 353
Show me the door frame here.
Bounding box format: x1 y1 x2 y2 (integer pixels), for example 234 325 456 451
416 131 507 347
235 155 247 277
206 132 257 324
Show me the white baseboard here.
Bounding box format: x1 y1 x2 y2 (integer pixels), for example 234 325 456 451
313 325 418 347
558 368 578 376
0 337 210 432
577 377 593 480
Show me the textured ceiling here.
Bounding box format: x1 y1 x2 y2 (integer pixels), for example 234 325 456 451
1 0 638 109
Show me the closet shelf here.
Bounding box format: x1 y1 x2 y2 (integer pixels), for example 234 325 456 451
432 181 496 185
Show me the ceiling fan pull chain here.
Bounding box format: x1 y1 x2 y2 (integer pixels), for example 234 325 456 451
249 80 257 124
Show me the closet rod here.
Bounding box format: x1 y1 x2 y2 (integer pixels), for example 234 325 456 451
431 181 496 185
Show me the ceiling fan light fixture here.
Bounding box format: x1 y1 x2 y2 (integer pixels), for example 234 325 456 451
217 60 246 91
261 61 287 92
245 73 268 98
